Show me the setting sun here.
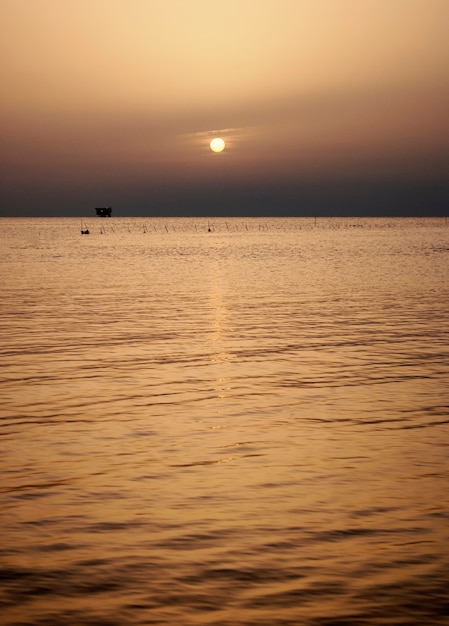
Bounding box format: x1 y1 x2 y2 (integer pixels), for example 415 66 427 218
210 137 225 153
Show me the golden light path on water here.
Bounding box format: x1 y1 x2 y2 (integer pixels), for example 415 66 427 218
0 217 448 626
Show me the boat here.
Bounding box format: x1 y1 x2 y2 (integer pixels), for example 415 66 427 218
95 207 112 217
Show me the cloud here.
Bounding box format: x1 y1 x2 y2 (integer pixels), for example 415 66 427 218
177 127 249 154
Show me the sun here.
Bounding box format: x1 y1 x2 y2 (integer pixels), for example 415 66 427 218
210 137 225 153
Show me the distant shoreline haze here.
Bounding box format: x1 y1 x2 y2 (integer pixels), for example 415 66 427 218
1 181 448 218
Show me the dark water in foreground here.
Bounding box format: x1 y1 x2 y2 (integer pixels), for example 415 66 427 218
1 217 448 625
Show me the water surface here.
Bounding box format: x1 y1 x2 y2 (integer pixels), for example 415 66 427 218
1 217 448 625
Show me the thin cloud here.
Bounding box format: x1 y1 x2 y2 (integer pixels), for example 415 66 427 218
178 127 249 153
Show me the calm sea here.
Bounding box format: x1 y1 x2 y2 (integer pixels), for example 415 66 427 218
1 217 448 626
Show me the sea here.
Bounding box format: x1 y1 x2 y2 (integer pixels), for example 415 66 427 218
1 217 448 626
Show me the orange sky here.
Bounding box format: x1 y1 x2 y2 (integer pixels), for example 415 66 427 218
1 0 448 215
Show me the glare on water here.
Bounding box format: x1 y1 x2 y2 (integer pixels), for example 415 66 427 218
1 217 448 625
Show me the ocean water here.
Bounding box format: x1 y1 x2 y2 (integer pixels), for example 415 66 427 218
1 217 448 626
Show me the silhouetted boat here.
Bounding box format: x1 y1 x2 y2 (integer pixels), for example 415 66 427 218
95 207 112 217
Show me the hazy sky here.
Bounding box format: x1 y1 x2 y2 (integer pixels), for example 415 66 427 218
1 0 448 216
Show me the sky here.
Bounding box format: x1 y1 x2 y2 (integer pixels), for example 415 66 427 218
1 0 449 217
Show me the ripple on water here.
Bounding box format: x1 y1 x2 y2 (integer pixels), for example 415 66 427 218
0 218 448 625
